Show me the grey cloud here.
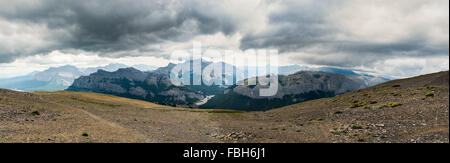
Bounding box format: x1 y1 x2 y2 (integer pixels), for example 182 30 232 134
0 0 448 77
240 0 449 67
240 0 332 51
0 53 14 63
0 0 237 63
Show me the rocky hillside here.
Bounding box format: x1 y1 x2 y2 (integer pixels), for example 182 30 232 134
208 71 449 143
202 71 365 110
67 67 205 107
315 67 390 87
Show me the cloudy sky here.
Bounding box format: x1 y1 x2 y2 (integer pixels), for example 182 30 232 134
0 0 448 78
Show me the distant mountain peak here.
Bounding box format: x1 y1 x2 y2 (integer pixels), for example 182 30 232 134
95 69 109 73
117 67 141 73
46 65 78 71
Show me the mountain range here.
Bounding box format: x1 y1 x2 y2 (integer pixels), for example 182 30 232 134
0 59 391 110
66 60 390 110
0 63 158 92
67 60 235 107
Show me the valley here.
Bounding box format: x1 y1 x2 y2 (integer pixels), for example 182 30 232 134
66 60 388 110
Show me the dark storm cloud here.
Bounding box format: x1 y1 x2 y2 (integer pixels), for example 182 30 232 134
0 0 448 72
240 0 449 67
0 0 237 63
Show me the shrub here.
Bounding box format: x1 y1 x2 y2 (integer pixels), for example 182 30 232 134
369 101 378 104
392 84 401 88
30 111 40 116
333 111 343 114
390 103 402 107
379 104 389 109
82 133 89 137
425 92 434 97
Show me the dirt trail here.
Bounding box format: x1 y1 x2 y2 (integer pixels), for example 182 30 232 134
38 95 156 142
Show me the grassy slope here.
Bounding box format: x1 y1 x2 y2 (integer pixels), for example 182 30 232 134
0 90 233 143
0 71 448 143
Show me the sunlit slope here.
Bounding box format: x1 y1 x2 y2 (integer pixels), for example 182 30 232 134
0 89 232 143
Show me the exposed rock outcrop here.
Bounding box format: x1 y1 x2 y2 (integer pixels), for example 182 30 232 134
67 67 205 107
201 71 365 110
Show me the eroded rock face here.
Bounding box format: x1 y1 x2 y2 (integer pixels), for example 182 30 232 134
233 71 364 99
201 71 366 111
67 67 204 106
129 86 147 98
